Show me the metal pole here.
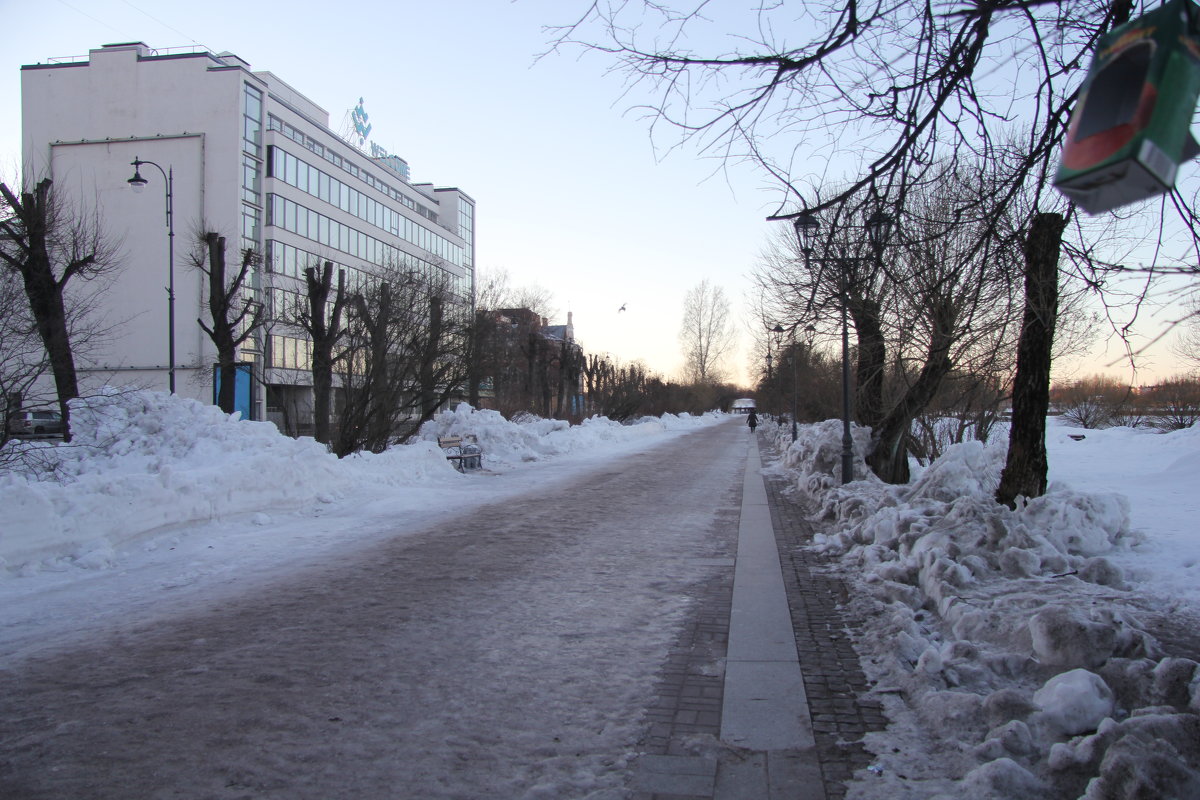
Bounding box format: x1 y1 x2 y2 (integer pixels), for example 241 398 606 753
840 259 853 483
165 167 175 394
791 331 798 442
130 158 176 393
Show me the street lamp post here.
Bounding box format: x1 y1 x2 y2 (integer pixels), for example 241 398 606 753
771 323 797 442
793 209 893 484
765 346 773 381
127 157 176 394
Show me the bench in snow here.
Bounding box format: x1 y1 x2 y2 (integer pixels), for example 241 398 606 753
438 435 483 471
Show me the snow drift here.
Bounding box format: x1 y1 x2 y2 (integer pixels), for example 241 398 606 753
0 388 716 575
766 419 1200 799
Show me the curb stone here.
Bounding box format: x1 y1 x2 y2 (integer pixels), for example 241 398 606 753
629 436 888 799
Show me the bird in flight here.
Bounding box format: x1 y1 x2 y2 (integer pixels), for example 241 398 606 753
618 303 627 312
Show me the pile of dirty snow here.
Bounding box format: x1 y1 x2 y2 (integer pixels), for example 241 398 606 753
765 418 1200 799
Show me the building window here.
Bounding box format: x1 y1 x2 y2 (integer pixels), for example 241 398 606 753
242 204 260 251
459 201 474 241
270 146 464 267
269 334 313 372
266 194 459 287
244 84 263 155
242 154 261 204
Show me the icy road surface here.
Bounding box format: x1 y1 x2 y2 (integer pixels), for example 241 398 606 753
0 420 745 799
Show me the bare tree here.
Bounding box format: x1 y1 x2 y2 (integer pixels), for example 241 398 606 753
465 268 510 407
555 336 584 419
757 166 1028 483
476 267 558 319
583 356 650 421
299 261 349 445
679 279 735 384
193 232 266 415
910 370 1011 465
871 169 1028 483
0 179 118 440
554 1 1173 500
1173 298 1200 371
1149 376 1200 431
332 264 469 457
1054 374 1133 429
549 3 1142 225
997 211 1067 506
0 269 47 445
754 205 893 428
753 329 842 425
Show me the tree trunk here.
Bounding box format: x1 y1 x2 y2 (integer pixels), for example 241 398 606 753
303 263 346 445
1 180 81 440
865 355 953 484
312 348 333 442
850 297 886 427
197 235 264 417
467 310 488 408
203 235 239 415
554 340 570 418
866 301 956 484
22 260 78 433
420 293 443 419
525 331 537 411
540 352 552 418
366 282 393 452
996 212 1065 508
216 358 237 414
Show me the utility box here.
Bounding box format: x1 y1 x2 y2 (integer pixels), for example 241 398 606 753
1054 0 1200 214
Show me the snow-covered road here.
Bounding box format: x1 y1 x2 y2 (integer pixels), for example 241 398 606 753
0 420 746 799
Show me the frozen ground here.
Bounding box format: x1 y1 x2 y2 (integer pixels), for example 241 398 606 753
0 392 736 799
759 417 1200 799
0 392 723 662
2 391 1199 798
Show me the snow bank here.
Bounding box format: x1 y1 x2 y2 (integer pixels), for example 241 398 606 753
0 389 718 576
764 419 1200 799
418 403 713 467
1 389 355 572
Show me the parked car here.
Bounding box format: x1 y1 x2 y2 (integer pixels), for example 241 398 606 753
6 410 65 437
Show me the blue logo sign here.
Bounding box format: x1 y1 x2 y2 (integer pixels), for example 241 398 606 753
352 97 372 146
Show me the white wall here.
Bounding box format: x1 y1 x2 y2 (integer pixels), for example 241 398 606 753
22 44 250 404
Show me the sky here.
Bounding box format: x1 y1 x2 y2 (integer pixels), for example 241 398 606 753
1 0 782 385
2 390 1198 795
1 0 1196 387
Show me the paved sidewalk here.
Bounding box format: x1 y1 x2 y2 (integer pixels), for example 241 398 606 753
630 434 885 800
764 469 888 797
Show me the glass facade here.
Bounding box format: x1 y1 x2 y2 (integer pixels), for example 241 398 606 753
240 83 266 373
260 100 475 381
268 334 313 372
241 84 264 256
267 114 438 222
459 200 474 272
269 145 464 268
265 239 369 288
266 194 469 298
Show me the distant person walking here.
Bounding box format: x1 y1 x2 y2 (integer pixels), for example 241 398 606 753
747 410 758 433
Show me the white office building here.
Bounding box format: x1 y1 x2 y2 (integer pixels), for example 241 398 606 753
20 41 475 427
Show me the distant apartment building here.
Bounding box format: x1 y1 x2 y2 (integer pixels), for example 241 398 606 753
20 42 475 426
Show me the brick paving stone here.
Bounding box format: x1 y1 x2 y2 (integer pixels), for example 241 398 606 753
631 501 736 799
760 444 888 800
631 438 889 800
